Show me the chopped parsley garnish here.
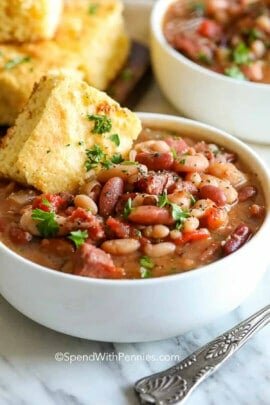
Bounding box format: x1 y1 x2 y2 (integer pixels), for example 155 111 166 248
88 3 99 15
68 230 88 248
140 267 151 278
4 56 31 70
225 65 246 80
85 145 105 170
85 146 124 171
190 195 196 206
197 52 212 65
246 28 262 44
171 148 177 159
135 229 142 238
87 114 112 134
42 198 51 208
111 153 124 164
171 203 190 229
158 193 190 229
232 42 251 65
191 2 205 15
123 198 133 219
110 133 120 147
31 209 59 237
158 193 170 208
140 256 154 269
121 68 133 81
139 256 154 278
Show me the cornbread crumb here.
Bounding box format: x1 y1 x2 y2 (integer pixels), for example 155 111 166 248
0 74 142 193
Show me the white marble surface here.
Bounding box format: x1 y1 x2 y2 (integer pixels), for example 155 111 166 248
1 1 270 405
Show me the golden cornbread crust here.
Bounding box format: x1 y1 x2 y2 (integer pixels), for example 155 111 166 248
0 0 130 125
0 74 142 193
0 0 63 42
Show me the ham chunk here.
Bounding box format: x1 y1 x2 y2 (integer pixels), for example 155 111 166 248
73 244 124 279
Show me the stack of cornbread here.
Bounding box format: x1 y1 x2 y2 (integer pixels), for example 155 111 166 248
0 0 129 125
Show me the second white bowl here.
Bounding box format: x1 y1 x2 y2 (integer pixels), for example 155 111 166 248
151 0 270 144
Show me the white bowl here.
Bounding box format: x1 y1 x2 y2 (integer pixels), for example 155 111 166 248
0 113 269 342
151 0 270 144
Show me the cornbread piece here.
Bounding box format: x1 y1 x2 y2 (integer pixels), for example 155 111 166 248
0 0 63 42
0 43 83 125
58 0 129 90
0 0 129 125
0 74 142 193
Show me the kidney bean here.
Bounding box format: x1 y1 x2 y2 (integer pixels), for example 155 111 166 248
135 152 174 171
128 206 174 225
223 224 251 256
99 177 124 217
238 186 257 202
199 185 226 206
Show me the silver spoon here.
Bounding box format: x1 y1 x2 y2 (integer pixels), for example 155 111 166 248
135 305 270 404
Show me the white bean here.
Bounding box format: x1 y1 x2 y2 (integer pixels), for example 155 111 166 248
174 153 209 173
207 162 247 187
256 15 270 33
168 191 192 209
251 40 266 58
144 242 176 257
135 140 170 153
183 217 200 233
190 199 215 218
74 195 98 214
170 230 182 240
101 239 140 255
143 225 170 239
185 172 202 187
97 164 147 183
20 209 40 236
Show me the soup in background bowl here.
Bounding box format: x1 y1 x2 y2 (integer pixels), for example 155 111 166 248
164 0 270 83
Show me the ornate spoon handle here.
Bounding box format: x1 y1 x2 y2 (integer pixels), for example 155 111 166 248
135 305 270 404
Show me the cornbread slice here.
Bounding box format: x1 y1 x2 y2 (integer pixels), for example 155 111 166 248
0 0 63 42
0 0 129 125
57 0 129 89
0 74 142 193
0 43 83 125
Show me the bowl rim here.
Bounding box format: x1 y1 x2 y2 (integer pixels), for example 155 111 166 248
0 112 270 286
151 0 270 90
